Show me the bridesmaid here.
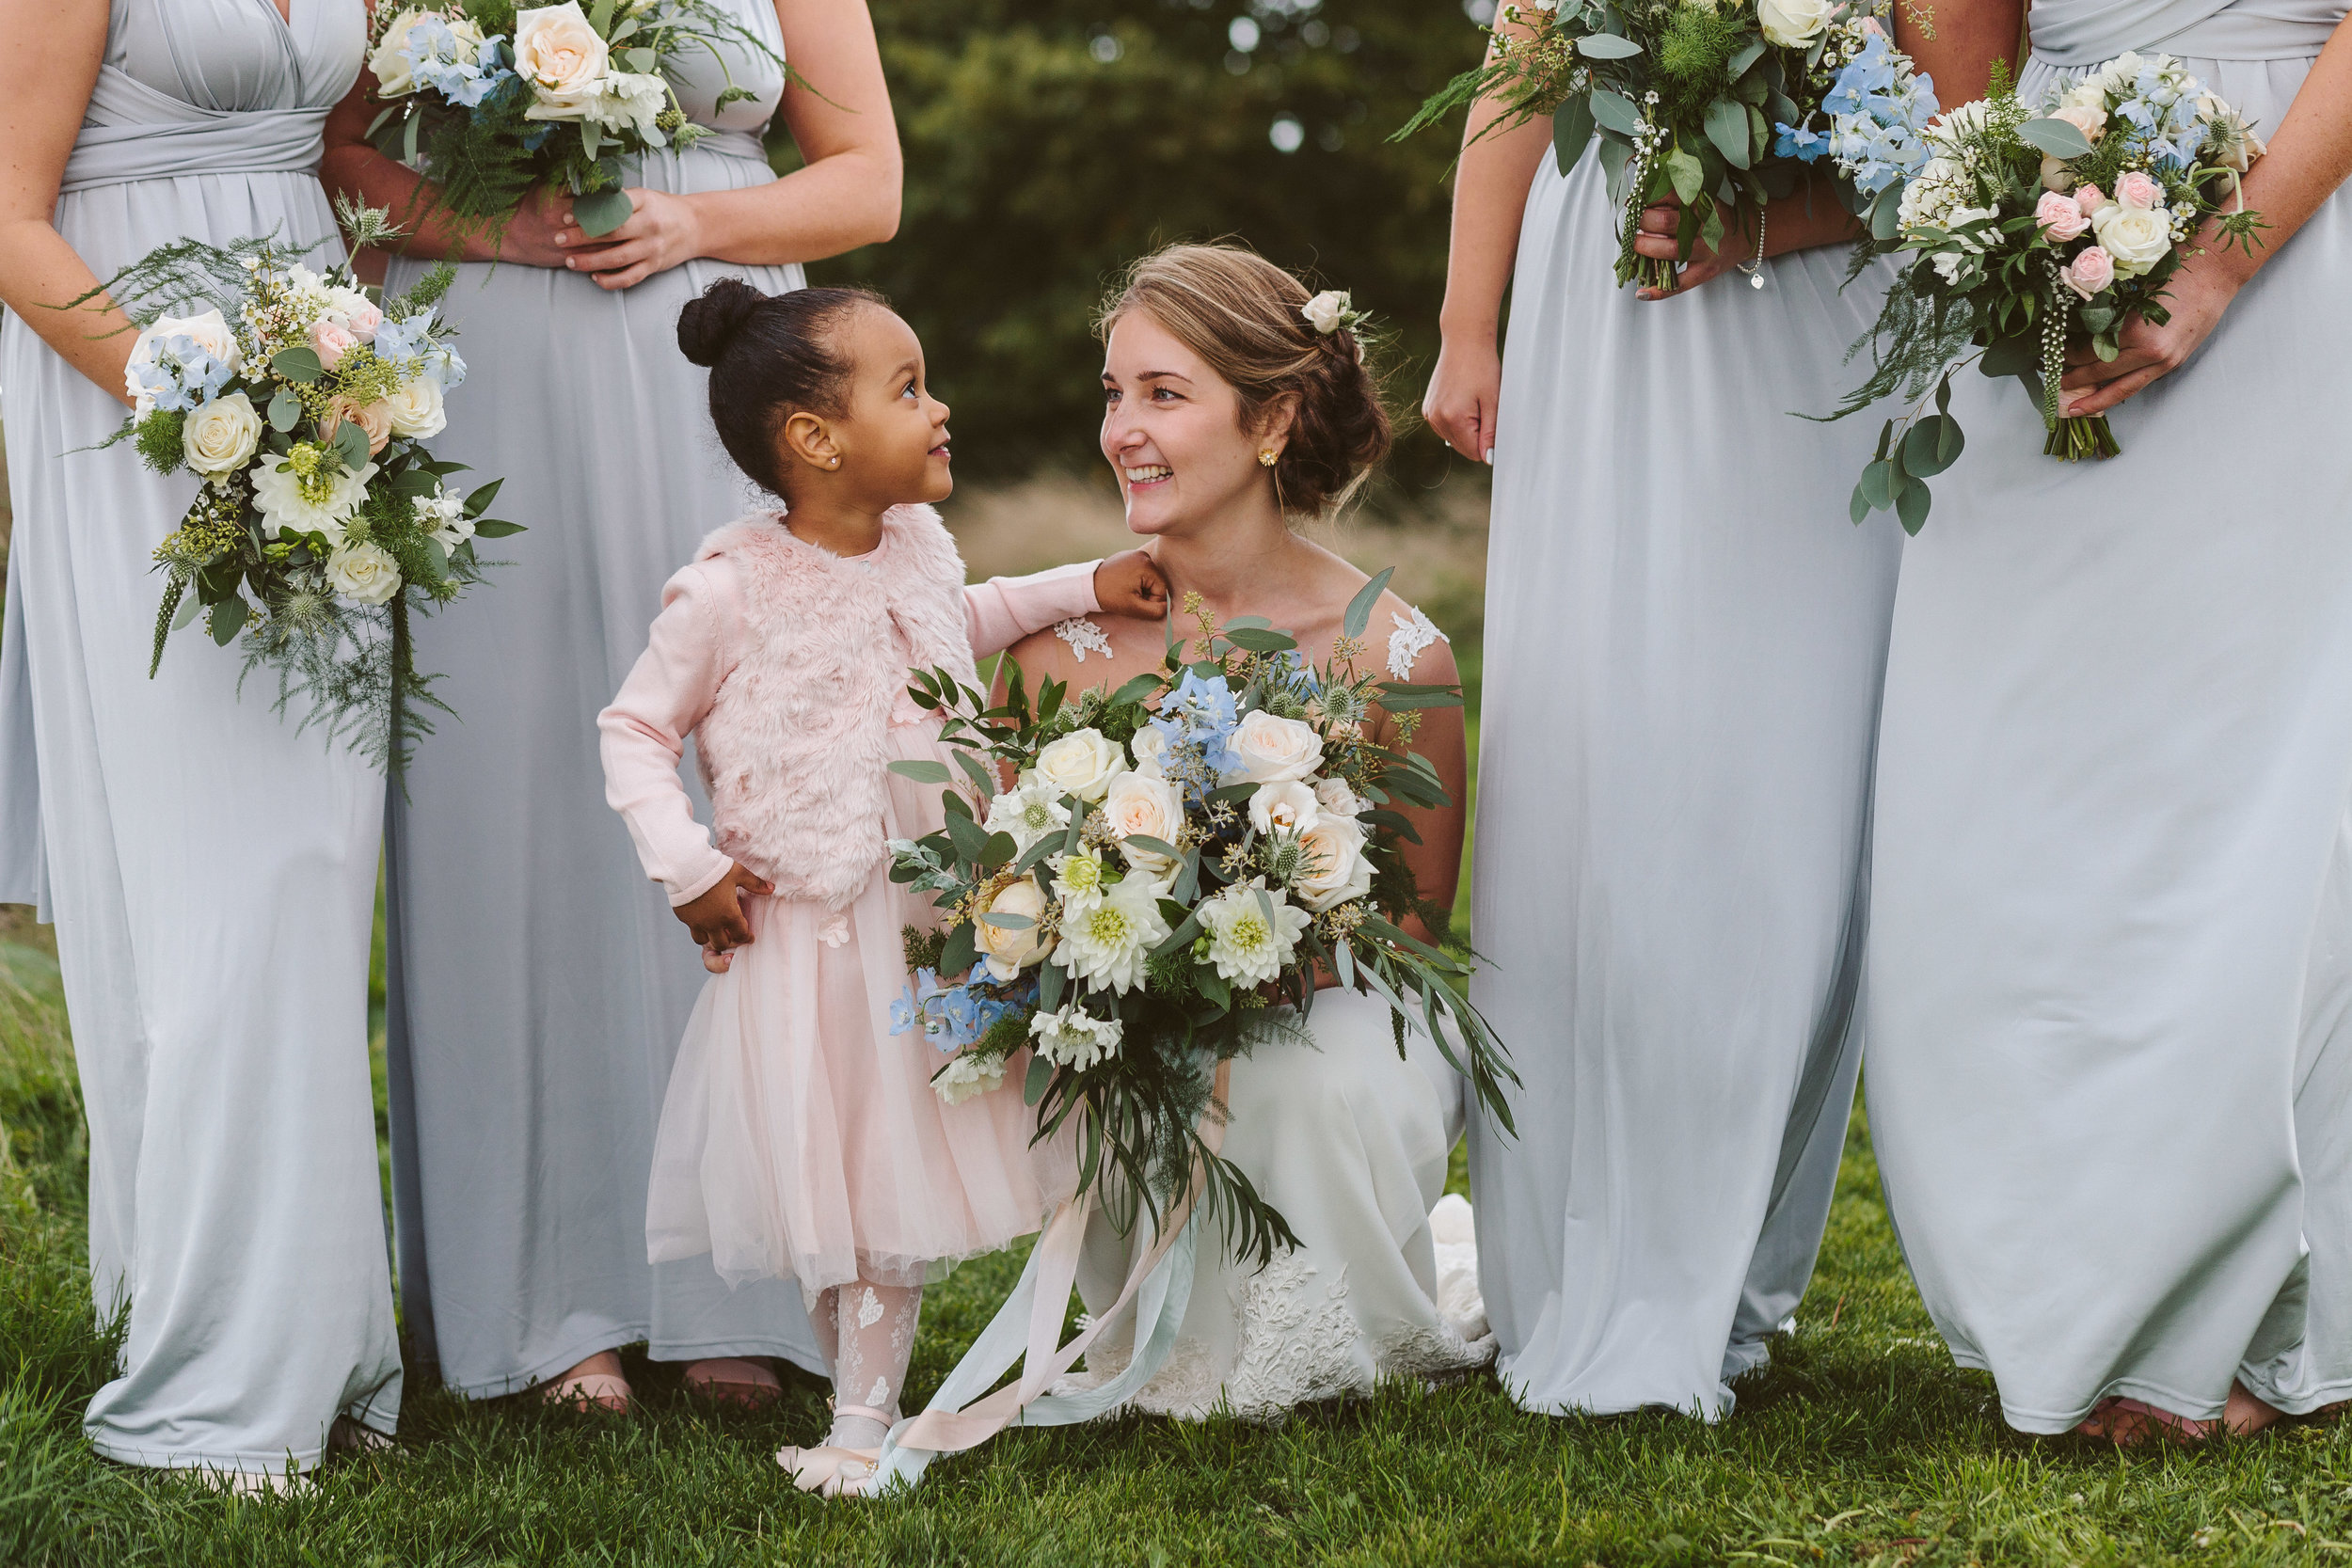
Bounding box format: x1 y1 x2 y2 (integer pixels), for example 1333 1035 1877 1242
0 0 395 1484
1421 8 2014 1416
320 1 897 1407
1867 0 2352 1438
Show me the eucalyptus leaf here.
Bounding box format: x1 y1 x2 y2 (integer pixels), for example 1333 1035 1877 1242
1703 99 1751 169
1727 39 1766 77
1896 478 1932 534
1869 184 1902 240
271 346 323 384
171 591 202 632
1901 416 1963 477
329 420 370 473
954 747 997 800
978 911 1035 931
267 388 301 432
1025 1054 1054 1106
1577 31 1644 57
1122 834 1179 861
940 922 977 979
1664 147 1705 206
1859 459 1899 509
888 759 954 784
1342 565 1395 641
1590 87 1642 136
1552 95 1597 175
1221 626 1298 656
208 598 246 646
572 186 633 238
2017 117 2095 159
1849 480 1874 525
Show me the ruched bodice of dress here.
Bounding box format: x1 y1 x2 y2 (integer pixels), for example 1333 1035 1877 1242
615 0 787 194
2027 0 2344 64
61 0 362 193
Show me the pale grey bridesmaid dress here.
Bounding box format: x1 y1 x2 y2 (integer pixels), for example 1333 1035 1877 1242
378 0 820 1394
0 0 399 1471
1467 150 1905 1416
1867 0 2352 1431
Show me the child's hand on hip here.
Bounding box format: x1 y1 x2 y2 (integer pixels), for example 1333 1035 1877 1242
1093 549 1170 620
675 862 772 973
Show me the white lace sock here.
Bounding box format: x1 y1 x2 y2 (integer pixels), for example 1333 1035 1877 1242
822 1279 922 1450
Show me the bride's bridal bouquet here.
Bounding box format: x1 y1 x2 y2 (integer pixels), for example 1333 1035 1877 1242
365 0 781 239
1398 0 1937 292
886 578 1518 1266
1829 56 2266 530
87 201 517 770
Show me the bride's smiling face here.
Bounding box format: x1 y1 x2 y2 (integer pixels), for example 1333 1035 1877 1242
1099 311 1285 538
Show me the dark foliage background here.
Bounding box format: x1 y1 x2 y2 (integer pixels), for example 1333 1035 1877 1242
770 0 1489 486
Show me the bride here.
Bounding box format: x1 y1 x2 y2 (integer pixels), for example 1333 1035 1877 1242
996 244 1492 1418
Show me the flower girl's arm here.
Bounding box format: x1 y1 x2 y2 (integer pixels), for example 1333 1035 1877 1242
598 566 739 908
963 561 1100 659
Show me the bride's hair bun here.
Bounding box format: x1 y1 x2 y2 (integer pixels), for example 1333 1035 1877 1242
677 280 890 496
675 277 767 368
1096 245 1392 519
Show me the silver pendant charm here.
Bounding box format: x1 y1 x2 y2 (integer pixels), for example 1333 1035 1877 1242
1749 272 1766 290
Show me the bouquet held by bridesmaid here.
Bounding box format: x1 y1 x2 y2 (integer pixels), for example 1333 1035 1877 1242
1830 55 2267 530
88 202 516 770
1398 0 1936 292
365 0 783 239
887 582 1517 1266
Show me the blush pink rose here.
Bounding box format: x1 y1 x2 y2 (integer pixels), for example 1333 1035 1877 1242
310 319 358 370
1858 15 1883 32
2035 189 2092 242
2114 170 2162 210
343 301 384 341
2074 183 2106 217
2048 103 2107 144
2062 244 2115 299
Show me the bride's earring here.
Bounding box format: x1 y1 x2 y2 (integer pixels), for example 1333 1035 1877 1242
1258 450 1279 467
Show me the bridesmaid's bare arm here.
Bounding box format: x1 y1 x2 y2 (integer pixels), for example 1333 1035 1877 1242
0 0 135 404
548 0 900 291
2065 13 2352 414
1899 0 2026 111
321 72 578 267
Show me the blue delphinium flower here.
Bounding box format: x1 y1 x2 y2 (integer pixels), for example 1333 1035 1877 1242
406 17 515 110
134 334 234 413
1151 667 1242 783
1775 118 1832 161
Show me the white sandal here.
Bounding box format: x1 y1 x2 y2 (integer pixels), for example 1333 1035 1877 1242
776 1402 895 1498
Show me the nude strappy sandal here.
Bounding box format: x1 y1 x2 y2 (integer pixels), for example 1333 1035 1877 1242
684 1356 782 1407
776 1403 895 1498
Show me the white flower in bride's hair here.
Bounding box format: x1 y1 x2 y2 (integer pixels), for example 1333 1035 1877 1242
1248 780 1321 837
983 771 1073 854
933 1051 1006 1104
1033 727 1122 803
1029 1006 1123 1071
1301 290 1353 334
1758 0 1833 46
181 391 262 478
972 874 1051 982
1052 874 1169 995
326 542 403 606
1198 879 1311 987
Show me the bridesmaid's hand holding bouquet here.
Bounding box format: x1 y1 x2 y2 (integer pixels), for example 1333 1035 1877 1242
1828 55 2267 531
83 201 519 772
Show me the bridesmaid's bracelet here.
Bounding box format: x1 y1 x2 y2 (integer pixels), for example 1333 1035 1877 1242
1737 208 1769 289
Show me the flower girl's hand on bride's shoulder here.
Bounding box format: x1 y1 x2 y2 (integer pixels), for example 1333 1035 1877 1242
1092 549 1171 619
1423 334 1502 465
675 863 774 973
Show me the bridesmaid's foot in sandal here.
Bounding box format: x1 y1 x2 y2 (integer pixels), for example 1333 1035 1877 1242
2077 1397 2210 1445
540 1349 632 1414
2222 1381 2287 1436
683 1356 782 1408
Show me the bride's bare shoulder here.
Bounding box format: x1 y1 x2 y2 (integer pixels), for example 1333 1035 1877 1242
998 611 1159 694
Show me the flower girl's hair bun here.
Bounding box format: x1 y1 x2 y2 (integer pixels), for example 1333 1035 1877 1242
677 279 888 497
1097 244 1392 518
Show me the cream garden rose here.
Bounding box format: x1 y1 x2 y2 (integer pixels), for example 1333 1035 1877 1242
369 9 433 94
1127 724 1169 777
516 2 611 118
182 391 262 478
1101 768 1184 869
1293 813 1372 913
1248 780 1320 837
1230 710 1322 784
384 375 448 439
2091 198 2171 277
975 876 1051 982
1034 728 1122 803
326 542 403 606
1313 777 1362 819
1758 0 1833 47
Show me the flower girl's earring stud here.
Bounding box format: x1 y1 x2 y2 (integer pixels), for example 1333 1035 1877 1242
1258 450 1279 467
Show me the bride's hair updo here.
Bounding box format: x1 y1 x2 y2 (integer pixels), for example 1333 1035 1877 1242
1098 245 1392 518
676 277 888 497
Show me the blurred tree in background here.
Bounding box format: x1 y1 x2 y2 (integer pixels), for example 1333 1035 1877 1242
772 0 1491 488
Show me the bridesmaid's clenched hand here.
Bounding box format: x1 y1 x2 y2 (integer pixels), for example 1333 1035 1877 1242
1631 199 1747 299
2058 259 2240 417
554 188 706 291
1422 334 1502 465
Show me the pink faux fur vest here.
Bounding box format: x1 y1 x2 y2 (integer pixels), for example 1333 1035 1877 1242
691 505 981 910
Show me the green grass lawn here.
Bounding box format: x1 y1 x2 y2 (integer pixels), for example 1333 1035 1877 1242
4 924 2350 1566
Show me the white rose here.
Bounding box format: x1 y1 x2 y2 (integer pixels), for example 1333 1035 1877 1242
1300 290 1351 335
516 1 611 118
369 8 432 94
383 376 447 439
1312 777 1361 819
182 391 262 478
1230 709 1323 784
2091 200 2171 277
1128 725 1169 777
974 876 1050 982
1294 813 1373 913
1758 0 1833 47
326 542 403 606
1100 768 1184 870
1034 728 1122 804
1248 781 1321 837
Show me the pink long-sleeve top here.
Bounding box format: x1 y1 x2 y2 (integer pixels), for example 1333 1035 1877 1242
601 556 1100 908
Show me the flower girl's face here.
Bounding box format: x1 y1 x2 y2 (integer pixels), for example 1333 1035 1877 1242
814 306 954 506
1099 311 1270 539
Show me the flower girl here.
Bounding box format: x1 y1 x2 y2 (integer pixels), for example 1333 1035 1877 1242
599 280 1166 1497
